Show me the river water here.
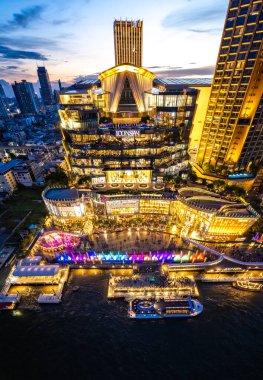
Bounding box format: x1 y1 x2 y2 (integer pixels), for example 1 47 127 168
1 269 263 380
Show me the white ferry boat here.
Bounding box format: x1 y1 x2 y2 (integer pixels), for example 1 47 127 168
38 294 61 303
232 280 262 292
129 297 203 319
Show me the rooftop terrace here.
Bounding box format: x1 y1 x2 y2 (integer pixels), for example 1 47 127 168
44 188 80 201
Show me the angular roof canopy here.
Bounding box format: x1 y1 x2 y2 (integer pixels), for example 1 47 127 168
99 64 155 81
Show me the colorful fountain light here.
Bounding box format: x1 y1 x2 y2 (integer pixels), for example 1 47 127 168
252 233 263 243
56 250 207 264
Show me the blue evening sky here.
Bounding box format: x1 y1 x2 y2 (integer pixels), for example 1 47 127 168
0 0 229 87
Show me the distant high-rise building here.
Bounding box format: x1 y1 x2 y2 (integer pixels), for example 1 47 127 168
0 96 8 119
37 66 54 106
196 0 263 172
0 84 7 99
0 83 9 108
58 79 62 91
114 20 143 67
12 80 39 115
53 89 60 105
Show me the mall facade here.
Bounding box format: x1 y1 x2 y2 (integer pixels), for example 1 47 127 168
59 67 211 185
43 186 259 241
58 19 211 185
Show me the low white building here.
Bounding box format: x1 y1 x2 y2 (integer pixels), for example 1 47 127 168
0 160 18 193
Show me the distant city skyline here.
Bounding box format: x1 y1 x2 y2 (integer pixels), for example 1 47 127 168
0 0 229 91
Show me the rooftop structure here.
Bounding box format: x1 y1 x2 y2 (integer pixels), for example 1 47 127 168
44 187 80 201
0 159 23 174
13 265 59 277
43 187 86 219
0 159 22 193
10 264 62 285
19 256 42 266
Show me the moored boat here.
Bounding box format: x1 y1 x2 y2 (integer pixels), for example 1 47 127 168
129 297 203 319
232 280 262 292
0 293 21 311
38 294 61 303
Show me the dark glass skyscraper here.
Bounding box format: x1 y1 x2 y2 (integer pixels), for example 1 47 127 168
0 84 7 100
0 96 8 119
37 66 54 106
12 80 39 115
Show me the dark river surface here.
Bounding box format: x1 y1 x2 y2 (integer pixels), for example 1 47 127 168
1 269 263 380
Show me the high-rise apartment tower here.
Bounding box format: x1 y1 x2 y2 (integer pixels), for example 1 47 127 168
12 80 39 115
196 0 263 172
114 20 143 67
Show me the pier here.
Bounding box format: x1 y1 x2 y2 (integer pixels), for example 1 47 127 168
38 267 69 303
1 264 70 305
108 273 199 300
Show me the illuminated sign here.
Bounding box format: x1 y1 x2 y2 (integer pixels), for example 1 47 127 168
106 199 139 215
92 176 106 184
115 130 140 137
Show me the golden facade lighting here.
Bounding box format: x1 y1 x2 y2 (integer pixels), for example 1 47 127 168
196 0 263 171
114 20 143 67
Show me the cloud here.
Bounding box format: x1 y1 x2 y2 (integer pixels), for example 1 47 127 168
73 74 99 83
147 65 182 70
0 45 47 60
0 36 58 50
53 19 69 25
0 5 45 31
0 65 18 70
155 65 215 78
188 28 222 34
162 1 227 29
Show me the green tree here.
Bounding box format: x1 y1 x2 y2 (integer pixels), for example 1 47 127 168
250 216 263 234
99 116 112 124
140 115 151 123
213 180 226 193
224 185 246 198
189 171 197 182
46 166 68 187
78 175 92 186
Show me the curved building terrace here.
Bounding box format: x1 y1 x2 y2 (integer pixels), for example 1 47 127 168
42 186 259 242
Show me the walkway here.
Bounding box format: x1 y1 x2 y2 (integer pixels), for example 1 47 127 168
187 238 263 268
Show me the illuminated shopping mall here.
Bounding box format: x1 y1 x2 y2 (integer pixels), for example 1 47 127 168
43 186 259 242
42 17 262 243
59 19 211 185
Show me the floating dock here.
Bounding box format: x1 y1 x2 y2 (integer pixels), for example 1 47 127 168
108 274 199 300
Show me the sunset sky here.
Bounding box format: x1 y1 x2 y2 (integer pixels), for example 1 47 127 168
0 0 229 91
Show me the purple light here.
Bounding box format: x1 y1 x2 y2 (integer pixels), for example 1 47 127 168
56 250 207 264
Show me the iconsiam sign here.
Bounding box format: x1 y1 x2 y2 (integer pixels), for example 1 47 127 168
115 130 140 137
56 250 207 264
